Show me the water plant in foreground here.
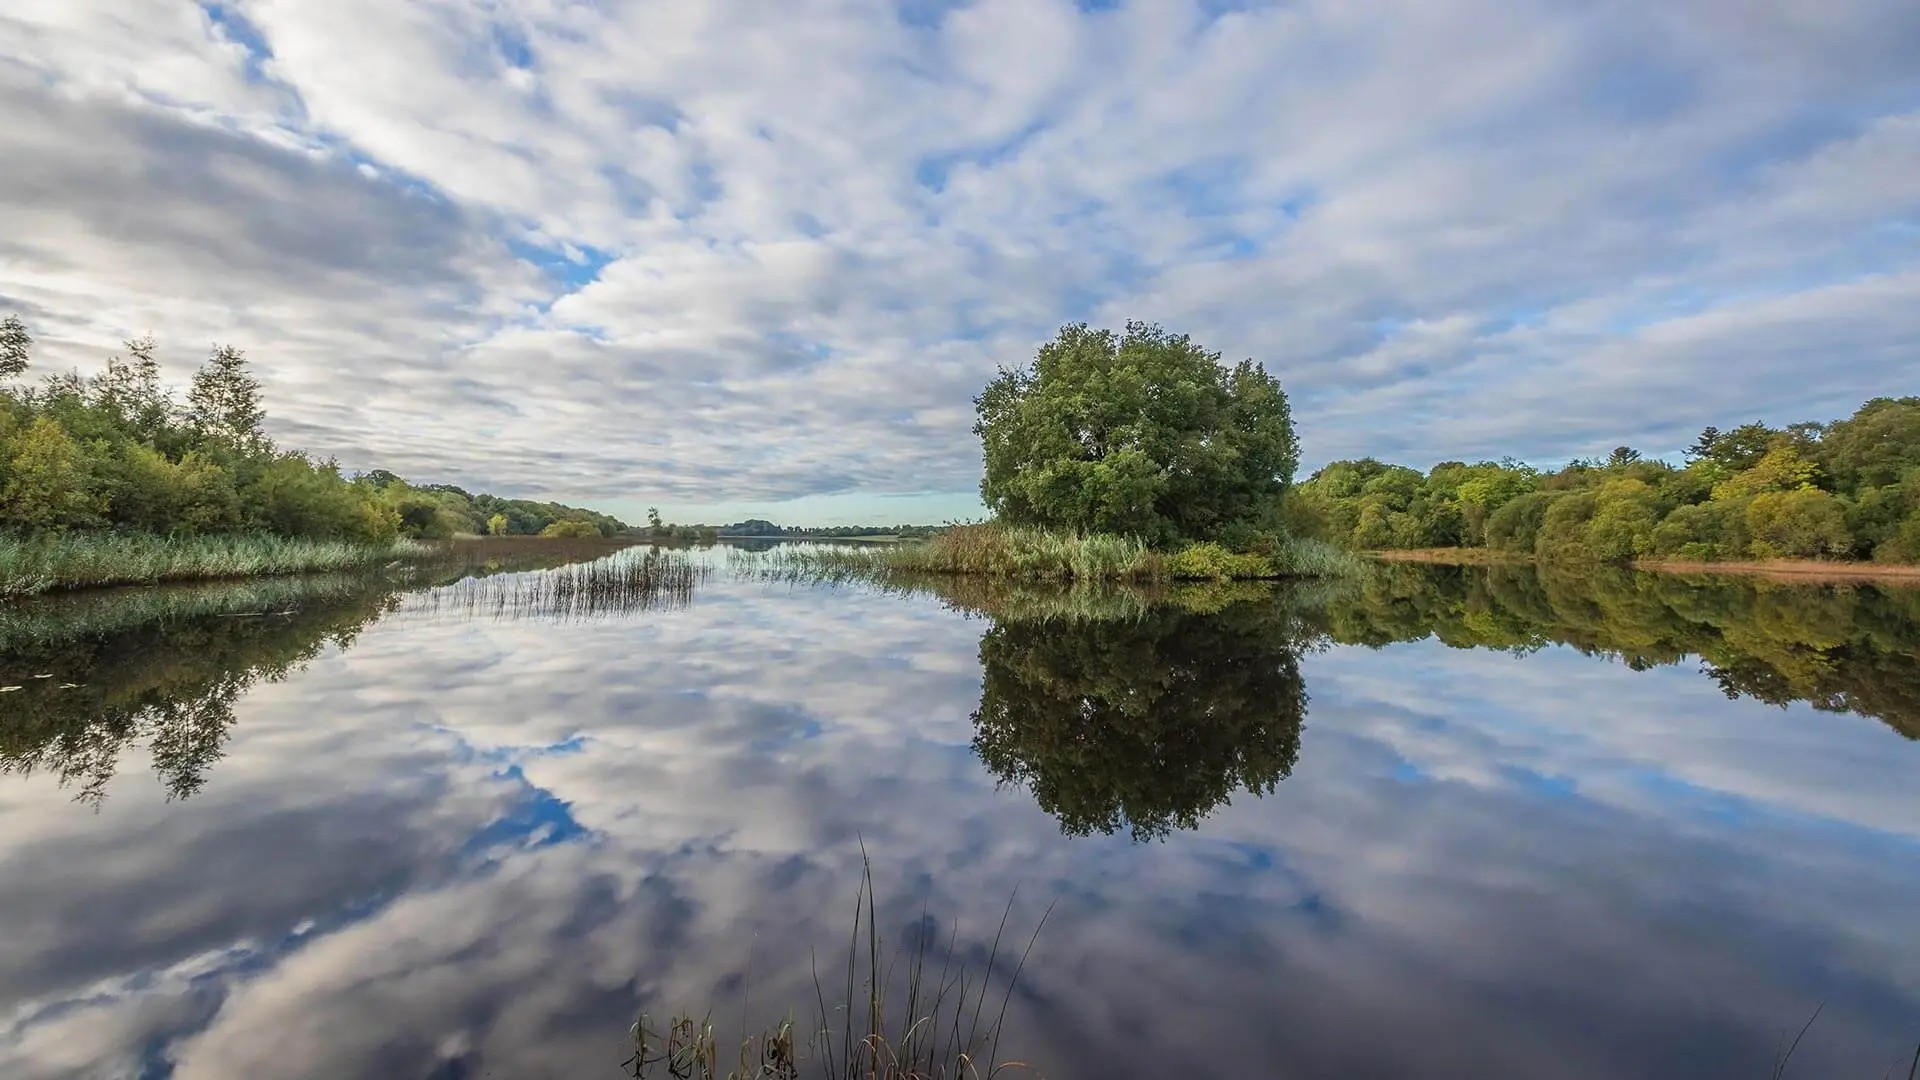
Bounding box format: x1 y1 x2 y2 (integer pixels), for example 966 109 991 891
625 857 1049 1080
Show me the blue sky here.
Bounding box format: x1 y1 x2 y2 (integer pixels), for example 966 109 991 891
1 0 1916 525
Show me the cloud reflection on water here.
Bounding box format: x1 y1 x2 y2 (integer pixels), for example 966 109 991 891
0 573 1916 1078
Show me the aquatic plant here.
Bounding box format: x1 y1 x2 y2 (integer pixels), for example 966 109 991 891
625 856 1047 1080
414 547 711 621
0 532 432 598
728 525 1361 587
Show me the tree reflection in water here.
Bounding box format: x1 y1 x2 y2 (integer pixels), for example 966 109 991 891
956 584 1314 841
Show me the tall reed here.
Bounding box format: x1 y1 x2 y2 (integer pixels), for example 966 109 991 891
625 854 1048 1080
413 547 710 621
0 532 431 598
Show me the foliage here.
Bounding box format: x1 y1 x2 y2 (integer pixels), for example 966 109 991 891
0 318 628 563
1165 541 1272 579
1294 397 1920 565
975 321 1299 547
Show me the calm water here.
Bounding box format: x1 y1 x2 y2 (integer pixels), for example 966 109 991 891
1 551 1916 1079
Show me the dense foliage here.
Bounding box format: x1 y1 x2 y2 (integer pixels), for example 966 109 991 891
1290 399 1920 563
0 318 625 544
975 322 1299 549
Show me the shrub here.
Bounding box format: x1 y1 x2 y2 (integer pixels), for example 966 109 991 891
1746 488 1852 559
1166 542 1274 580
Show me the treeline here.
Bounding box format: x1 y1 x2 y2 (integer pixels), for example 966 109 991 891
718 518 942 539
0 316 626 544
1289 397 1920 564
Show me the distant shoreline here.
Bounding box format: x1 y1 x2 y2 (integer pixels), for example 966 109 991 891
1370 548 1920 585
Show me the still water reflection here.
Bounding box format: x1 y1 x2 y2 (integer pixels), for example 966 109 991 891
0 553 1915 1078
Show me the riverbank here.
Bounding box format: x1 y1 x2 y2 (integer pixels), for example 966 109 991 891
1369 547 1920 585
0 533 432 598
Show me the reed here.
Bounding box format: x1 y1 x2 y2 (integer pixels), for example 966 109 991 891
625 854 1048 1080
729 524 1364 587
0 532 432 598
413 547 710 621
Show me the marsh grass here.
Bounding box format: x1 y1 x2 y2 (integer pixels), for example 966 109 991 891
626 855 1049 1080
415 547 710 621
729 524 1364 591
0 532 433 598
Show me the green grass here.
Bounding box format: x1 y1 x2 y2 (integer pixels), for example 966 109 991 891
729 523 1363 586
0 532 432 598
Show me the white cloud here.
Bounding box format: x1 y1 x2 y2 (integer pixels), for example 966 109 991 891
0 0 1914 515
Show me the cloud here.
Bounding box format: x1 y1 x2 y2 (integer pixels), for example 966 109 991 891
0 0 1915 514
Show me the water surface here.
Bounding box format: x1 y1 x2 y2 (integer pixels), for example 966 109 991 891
1 552 1916 1078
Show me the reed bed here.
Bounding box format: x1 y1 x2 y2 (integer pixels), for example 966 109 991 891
414 547 710 621
730 523 1364 587
0 572 392 651
625 856 1047 1080
0 532 432 598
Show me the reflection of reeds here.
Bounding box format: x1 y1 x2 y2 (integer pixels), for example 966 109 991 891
413 548 711 621
735 544 1357 626
626 855 1048 1080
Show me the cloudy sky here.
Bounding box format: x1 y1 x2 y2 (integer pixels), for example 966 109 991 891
2 1 1916 524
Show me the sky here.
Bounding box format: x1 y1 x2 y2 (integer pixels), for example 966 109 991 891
1 1 1916 527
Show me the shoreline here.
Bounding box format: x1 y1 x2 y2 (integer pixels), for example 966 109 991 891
1369 548 1920 586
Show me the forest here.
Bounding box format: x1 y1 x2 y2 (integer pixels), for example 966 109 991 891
0 316 626 544
1288 397 1920 564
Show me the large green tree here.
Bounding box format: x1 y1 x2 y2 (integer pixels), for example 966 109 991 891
973 322 1299 547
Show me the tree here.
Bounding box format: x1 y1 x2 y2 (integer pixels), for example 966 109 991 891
487 513 509 536
1607 446 1643 467
1 416 101 529
188 345 266 452
1746 489 1851 559
0 314 29 379
974 321 1299 547
1685 426 1722 464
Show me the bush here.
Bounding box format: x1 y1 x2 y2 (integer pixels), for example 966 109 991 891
1746 488 1852 559
539 519 602 539
1166 542 1274 580
1649 500 1749 560
1485 491 1554 553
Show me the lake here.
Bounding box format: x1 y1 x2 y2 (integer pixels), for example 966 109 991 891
1 548 1916 1078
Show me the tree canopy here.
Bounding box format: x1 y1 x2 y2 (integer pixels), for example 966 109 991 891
0 318 628 543
974 322 1299 548
1290 397 1920 565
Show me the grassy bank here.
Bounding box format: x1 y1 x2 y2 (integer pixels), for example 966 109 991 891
0 532 433 598
735 523 1362 584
